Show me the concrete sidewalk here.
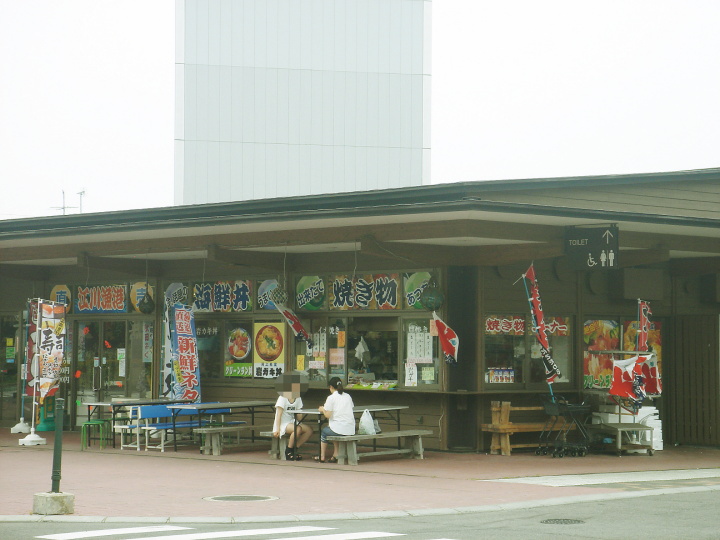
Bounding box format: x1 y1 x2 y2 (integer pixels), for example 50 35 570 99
2 428 719 522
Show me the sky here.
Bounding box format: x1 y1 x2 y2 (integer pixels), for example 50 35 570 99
1 1 719 220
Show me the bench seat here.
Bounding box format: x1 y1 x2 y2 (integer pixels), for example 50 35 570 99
326 429 432 465
480 401 562 456
194 424 259 455
260 430 289 460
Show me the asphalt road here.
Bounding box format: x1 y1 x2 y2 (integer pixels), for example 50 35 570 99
5 490 720 540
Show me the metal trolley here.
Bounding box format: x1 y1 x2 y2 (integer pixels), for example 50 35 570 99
538 395 592 457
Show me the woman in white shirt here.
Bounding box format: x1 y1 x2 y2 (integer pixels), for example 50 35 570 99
315 376 355 463
273 380 313 461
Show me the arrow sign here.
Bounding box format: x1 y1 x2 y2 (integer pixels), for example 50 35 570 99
565 225 620 270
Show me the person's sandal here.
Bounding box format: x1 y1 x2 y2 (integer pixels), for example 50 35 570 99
327 457 338 464
313 455 325 463
293 453 303 461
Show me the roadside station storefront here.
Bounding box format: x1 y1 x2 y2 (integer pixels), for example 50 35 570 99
1 171 719 451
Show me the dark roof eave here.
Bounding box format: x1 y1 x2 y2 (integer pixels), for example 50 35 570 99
0 196 718 243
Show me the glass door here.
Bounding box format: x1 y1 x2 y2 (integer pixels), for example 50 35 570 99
71 319 153 425
74 321 101 425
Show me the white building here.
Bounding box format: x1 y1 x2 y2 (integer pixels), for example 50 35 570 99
175 0 432 205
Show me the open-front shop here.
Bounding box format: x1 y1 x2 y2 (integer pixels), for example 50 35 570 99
1 171 719 452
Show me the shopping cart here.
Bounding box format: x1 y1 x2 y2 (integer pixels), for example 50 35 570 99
538 395 592 457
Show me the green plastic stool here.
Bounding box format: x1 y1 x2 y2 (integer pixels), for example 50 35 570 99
81 420 109 450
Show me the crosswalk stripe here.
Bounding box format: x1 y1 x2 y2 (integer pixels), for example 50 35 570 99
37 526 193 540
131 526 333 540
270 533 404 540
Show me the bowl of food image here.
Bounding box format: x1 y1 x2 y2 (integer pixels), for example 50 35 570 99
255 325 284 361
227 327 251 360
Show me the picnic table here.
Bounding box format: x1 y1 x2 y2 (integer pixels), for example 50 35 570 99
288 404 430 464
166 400 275 452
82 398 193 448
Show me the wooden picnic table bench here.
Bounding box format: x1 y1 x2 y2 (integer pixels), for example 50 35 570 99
480 400 552 456
194 424 259 455
260 430 290 460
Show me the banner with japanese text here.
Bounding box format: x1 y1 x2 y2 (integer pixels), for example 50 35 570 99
169 303 201 401
296 276 326 311
162 283 188 398
26 300 67 398
257 279 280 310
329 274 400 310
75 284 127 313
484 315 525 335
192 280 253 312
404 272 431 309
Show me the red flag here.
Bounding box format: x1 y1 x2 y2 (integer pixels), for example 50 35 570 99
523 264 561 383
609 354 647 408
637 300 652 352
636 300 661 395
433 311 458 364
275 303 314 349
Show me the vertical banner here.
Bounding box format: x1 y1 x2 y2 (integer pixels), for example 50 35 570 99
169 303 201 401
637 300 652 352
622 299 662 396
521 264 561 384
26 300 67 398
162 283 189 398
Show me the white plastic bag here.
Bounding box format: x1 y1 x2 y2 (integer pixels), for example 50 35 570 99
358 409 376 435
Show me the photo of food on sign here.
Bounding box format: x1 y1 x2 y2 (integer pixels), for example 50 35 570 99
255 324 284 361
227 327 251 361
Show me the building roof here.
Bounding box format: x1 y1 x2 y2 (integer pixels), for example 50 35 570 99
1 169 718 278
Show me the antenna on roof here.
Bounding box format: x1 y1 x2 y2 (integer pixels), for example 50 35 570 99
52 190 78 215
77 189 86 213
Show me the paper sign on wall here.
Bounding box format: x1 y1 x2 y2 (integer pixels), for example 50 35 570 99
329 348 345 365
405 363 418 387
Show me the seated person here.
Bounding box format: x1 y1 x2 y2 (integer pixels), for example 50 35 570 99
273 372 313 461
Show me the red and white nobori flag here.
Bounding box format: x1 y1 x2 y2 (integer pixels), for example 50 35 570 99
433 311 458 364
275 303 314 349
637 300 652 352
636 299 661 395
523 264 562 383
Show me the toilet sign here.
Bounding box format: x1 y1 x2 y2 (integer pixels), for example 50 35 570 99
565 226 619 270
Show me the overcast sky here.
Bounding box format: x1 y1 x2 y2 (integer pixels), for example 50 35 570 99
1 1 719 220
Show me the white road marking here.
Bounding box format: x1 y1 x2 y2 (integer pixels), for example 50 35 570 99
36 527 192 540
483 468 720 486
131 526 333 540
271 533 404 540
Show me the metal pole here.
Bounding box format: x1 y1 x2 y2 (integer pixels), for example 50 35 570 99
51 398 65 493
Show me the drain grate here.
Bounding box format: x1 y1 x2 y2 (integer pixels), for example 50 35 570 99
203 495 278 502
541 519 585 525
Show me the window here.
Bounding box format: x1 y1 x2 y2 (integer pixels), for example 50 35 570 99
198 319 286 381
484 314 573 387
292 317 330 385
402 318 439 387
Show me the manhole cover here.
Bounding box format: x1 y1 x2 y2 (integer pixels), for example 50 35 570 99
203 495 278 502
541 519 585 525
